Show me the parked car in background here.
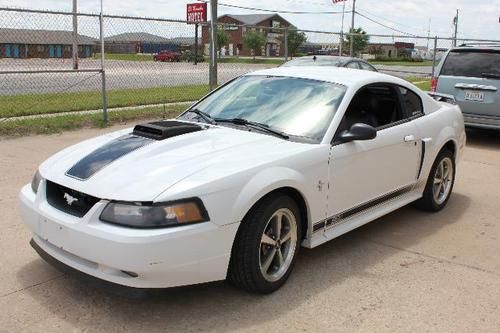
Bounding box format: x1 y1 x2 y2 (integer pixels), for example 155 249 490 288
282 55 378 72
432 43 500 129
153 50 181 62
20 67 465 296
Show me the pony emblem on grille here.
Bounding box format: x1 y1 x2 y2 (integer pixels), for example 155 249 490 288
63 193 78 206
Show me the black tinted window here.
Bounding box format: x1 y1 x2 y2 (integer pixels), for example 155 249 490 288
399 87 423 117
441 50 500 78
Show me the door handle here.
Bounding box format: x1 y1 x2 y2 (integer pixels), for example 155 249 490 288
404 135 415 142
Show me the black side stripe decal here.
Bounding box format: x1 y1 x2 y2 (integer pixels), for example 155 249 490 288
313 184 414 232
417 140 426 180
66 135 152 180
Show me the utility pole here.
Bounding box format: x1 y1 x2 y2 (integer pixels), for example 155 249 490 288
209 0 218 90
72 0 78 69
453 9 459 47
349 0 356 57
339 0 346 56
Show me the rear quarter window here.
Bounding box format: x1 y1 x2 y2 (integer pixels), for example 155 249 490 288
399 87 423 117
441 50 500 78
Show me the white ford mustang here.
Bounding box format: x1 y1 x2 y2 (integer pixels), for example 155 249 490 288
19 67 466 295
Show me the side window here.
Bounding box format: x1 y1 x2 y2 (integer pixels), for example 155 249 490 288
360 62 377 72
399 87 423 117
338 84 404 133
345 61 360 69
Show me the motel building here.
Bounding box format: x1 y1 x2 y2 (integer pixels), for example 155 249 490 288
0 28 96 59
201 14 294 57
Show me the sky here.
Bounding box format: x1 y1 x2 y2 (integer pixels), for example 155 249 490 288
0 0 499 46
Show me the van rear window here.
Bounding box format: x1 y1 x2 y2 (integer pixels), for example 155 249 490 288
441 50 500 78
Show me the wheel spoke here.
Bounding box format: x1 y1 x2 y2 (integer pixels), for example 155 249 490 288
276 249 284 266
261 233 275 246
439 162 444 178
274 214 282 239
281 230 292 243
261 248 276 272
443 165 450 180
434 177 442 185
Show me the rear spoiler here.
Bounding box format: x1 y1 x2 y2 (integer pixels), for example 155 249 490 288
427 92 457 105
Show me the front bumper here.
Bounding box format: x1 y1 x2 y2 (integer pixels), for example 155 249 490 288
19 182 239 289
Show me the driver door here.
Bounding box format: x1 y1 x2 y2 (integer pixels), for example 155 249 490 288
327 84 421 224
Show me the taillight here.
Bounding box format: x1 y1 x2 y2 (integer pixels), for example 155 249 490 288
431 76 438 92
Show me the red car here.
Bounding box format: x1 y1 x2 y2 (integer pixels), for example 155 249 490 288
153 50 181 62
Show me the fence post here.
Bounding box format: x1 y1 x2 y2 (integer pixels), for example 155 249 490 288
284 28 288 61
431 36 438 77
99 12 108 123
72 0 79 70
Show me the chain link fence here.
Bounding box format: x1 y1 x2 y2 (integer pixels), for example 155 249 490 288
0 7 499 125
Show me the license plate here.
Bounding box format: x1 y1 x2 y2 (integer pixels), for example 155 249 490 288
464 90 485 102
39 217 69 249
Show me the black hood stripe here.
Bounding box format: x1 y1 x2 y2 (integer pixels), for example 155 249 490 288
66 135 152 180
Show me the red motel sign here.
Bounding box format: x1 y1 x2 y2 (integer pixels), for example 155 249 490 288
186 3 207 24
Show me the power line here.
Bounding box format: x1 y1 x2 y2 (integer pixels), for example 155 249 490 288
356 7 451 35
355 11 417 37
218 2 350 14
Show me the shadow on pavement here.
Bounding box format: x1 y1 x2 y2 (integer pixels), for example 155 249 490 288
465 128 500 149
16 193 470 331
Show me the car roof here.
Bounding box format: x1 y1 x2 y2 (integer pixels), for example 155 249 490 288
286 55 363 63
245 66 406 87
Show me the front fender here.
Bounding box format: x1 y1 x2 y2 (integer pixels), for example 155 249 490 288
230 167 312 225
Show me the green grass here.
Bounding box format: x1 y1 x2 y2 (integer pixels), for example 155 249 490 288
369 60 434 67
93 53 154 62
406 77 431 91
216 57 285 65
0 85 209 118
0 104 187 137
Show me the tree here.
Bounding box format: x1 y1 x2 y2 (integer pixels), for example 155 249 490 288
216 29 230 58
343 27 369 57
284 29 307 58
242 30 266 60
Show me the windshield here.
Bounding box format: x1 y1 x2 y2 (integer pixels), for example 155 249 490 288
180 75 346 142
282 57 343 67
441 50 500 78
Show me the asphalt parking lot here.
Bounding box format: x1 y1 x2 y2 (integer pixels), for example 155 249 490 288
0 126 499 332
0 58 431 95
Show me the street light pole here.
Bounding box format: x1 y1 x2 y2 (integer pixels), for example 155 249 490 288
72 0 78 69
349 0 356 57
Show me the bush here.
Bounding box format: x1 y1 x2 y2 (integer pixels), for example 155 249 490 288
180 50 205 63
374 56 424 62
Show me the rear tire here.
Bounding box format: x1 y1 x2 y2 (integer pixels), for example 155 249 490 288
227 194 302 294
416 149 455 212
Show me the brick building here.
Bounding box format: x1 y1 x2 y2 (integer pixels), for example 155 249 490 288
365 42 416 59
0 28 96 59
201 14 294 57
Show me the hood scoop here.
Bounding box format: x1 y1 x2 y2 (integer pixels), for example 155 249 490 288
133 121 202 140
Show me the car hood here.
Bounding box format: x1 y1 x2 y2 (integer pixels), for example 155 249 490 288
39 125 308 202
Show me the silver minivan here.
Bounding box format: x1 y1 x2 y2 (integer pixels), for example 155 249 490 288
433 44 500 129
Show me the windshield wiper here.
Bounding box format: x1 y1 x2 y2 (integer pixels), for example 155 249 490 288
482 72 500 79
185 108 216 124
216 118 289 140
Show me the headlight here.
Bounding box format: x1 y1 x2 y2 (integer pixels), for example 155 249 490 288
100 198 209 228
31 169 43 193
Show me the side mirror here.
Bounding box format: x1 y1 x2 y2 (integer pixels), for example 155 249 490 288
336 123 377 144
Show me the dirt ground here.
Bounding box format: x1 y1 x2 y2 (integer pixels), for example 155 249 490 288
0 126 499 332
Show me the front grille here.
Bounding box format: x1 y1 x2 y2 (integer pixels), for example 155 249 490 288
46 180 100 217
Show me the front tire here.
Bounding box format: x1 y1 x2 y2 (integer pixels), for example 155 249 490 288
228 194 302 294
416 149 455 211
